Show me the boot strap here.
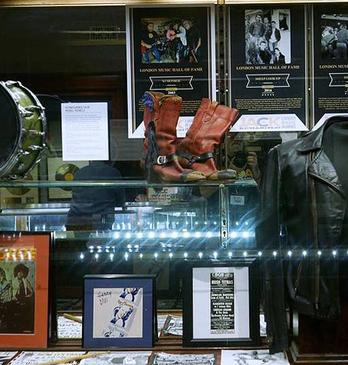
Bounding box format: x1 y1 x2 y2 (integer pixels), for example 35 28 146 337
178 151 214 166
156 153 177 165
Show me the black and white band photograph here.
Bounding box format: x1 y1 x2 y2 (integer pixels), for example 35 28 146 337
245 9 291 65
321 13 348 60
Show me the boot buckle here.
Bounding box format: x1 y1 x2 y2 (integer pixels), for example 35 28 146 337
157 155 167 165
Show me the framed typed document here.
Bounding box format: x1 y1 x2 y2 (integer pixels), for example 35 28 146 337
0 232 51 349
183 261 259 347
83 274 156 349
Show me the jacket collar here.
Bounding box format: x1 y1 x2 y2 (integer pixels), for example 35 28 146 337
301 116 347 197
297 116 348 153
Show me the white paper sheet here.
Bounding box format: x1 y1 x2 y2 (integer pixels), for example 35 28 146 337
221 350 289 365
61 102 109 161
57 315 82 339
8 351 85 365
153 353 215 365
0 352 17 362
80 351 151 365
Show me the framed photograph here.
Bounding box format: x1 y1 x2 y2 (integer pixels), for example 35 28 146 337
126 4 216 138
0 232 51 348
312 4 348 126
229 5 308 133
183 260 259 347
83 274 156 349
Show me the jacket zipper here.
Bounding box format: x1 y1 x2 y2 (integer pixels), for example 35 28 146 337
309 152 320 311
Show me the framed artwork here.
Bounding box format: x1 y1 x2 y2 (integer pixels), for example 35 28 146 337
0 232 51 348
183 260 259 347
83 274 156 349
126 4 216 138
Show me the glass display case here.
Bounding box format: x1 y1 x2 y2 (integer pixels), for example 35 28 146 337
2 1 348 365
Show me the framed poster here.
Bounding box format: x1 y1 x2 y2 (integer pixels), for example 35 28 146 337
126 5 216 138
83 274 156 348
229 5 308 133
183 260 259 347
312 5 348 127
0 232 51 348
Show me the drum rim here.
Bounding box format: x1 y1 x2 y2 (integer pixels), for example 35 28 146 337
0 81 47 179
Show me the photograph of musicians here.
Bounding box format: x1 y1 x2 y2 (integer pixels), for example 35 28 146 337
265 21 281 53
141 22 161 63
258 41 272 64
249 13 266 48
183 19 201 63
12 263 34 333
273 48 286 64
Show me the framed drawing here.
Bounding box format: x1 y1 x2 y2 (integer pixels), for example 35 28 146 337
183 260 259 347
83 274 156 349
0 232 51 348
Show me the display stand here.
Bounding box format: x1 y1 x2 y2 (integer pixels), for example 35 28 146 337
289 301 348 364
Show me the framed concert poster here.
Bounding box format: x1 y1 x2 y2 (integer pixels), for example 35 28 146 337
126 4 216 138
0 232 51 348
312 4 348 127
183 260 259 347
229 5 308 133
83 274 156 349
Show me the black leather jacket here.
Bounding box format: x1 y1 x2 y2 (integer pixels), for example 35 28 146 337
257 117 347 353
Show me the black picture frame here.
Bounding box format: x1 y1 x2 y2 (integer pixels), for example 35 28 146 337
83 274 156 349
183 259 259 347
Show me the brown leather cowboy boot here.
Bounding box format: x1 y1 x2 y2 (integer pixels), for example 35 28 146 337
177 98 239 180
143 93 205 182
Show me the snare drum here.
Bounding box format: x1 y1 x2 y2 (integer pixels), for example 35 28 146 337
0 81 46 179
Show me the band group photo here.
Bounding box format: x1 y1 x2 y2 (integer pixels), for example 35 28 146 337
140 17 202 64
0 262 35 334
321 13 348 60
245 9 291 65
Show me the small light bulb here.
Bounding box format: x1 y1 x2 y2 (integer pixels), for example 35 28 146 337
198 252 203 259
258 251 262 257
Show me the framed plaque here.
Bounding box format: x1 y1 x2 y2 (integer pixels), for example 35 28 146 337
229 5 308 133
126 4 216 138
83 274 156 349
312 4 348 127
183 260 259 347
0 232 51 349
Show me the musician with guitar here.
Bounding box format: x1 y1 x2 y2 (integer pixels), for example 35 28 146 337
141 22 161 63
